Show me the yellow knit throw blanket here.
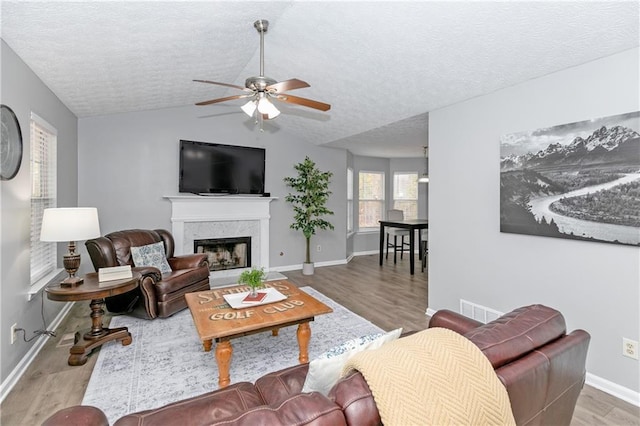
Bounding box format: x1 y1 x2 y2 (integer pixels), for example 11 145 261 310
342 328 516 426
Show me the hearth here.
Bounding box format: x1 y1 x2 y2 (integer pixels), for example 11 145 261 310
195 237 251 272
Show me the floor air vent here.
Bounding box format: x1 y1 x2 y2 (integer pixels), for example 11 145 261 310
460 300 504 324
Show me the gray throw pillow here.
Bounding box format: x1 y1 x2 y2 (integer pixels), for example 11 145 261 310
130 242 172 274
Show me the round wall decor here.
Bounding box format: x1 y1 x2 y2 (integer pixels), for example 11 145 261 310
0 105 23 180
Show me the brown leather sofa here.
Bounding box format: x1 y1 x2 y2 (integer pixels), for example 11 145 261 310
42 304 590 426
85 229 210 319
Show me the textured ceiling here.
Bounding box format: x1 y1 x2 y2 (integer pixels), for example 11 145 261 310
1 1 638 158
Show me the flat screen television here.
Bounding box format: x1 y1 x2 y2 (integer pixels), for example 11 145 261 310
179 140 265 195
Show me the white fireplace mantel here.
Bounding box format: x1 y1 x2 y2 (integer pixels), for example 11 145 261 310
164 195 277 272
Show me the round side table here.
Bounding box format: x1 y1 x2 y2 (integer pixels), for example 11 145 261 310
45 272 141 366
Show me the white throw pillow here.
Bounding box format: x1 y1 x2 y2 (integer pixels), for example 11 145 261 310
302 328 402 395
130 242 172 273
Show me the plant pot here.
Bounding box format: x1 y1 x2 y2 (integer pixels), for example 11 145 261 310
302 262 315 275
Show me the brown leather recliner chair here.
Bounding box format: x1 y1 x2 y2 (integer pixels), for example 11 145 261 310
85 229 210 319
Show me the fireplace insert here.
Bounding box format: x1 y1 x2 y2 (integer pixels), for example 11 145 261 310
194 237 251 272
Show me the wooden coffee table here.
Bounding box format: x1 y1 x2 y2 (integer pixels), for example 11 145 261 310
185 280 332 388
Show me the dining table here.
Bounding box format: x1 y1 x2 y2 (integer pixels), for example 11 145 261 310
379 219 429 275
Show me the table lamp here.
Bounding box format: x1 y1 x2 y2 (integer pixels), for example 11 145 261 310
40 207 101 287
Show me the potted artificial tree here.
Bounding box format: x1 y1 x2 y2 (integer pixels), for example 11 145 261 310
284 156 334 275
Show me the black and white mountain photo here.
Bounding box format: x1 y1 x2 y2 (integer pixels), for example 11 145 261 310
500 111 640 246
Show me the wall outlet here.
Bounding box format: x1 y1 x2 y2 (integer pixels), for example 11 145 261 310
10 323 18 345
316 245 322 252
622 338 639 360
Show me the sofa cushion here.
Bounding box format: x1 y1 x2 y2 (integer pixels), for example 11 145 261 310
302 328 401 395
206 392 347 426
463 304 566 368
113 382 265 426
131 242 172 273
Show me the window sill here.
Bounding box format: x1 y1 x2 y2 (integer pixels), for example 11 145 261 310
357 228 380 234
28 268 64 301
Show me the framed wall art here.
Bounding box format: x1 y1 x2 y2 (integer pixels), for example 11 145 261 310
500 111 640 247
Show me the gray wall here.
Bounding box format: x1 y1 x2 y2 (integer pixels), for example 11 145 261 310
429 48 640 393
0 41 78 382
77 106 347 269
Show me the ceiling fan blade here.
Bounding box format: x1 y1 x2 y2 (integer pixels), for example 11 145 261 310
266 78 310 93
275 94 331 112
193 79 250 92
195 94 253 106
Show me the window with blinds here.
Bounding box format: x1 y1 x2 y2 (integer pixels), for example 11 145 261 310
347 168 353 233
393 172 418 219
358 171 385 229
30 113 57 284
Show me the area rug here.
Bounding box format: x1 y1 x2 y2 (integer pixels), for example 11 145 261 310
81 287 383 424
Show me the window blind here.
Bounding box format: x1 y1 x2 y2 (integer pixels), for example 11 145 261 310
347 168 353 233
393 172 418 219
30 114 57 284
358 171 385 228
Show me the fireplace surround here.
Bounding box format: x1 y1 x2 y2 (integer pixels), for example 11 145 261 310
165 195 276 279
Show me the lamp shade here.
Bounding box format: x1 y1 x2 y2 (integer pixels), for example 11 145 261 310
241 100 257 117
40 207 101 242
257 96 280 119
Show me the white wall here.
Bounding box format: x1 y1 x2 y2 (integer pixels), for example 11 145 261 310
77 105 347 269
0 41 78 383
429 48 640 395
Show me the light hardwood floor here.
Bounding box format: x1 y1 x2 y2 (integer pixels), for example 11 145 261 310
1 254 638 425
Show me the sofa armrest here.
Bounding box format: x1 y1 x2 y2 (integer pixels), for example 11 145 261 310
42 405 109 426
168 253 209 270
131 266 162 281
329 370 381 426
428 309 483 334
464 304 566 368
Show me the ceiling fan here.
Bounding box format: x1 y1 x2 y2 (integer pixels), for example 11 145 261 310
194 19 331 122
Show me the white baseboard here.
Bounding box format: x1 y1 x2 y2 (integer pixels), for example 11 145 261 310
0 301 74 403
353 250 379 256
586 372 640 407
271 258 348 273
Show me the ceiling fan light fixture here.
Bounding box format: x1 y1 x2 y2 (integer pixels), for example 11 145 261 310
266 108 280 120
241 99 257 117
257 95 280 119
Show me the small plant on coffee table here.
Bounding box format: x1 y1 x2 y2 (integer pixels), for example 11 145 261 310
238 267 266 296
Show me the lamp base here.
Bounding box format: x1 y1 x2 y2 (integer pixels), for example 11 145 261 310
60 276 84 288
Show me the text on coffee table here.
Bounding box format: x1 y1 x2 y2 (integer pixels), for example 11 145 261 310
208 300 305 321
